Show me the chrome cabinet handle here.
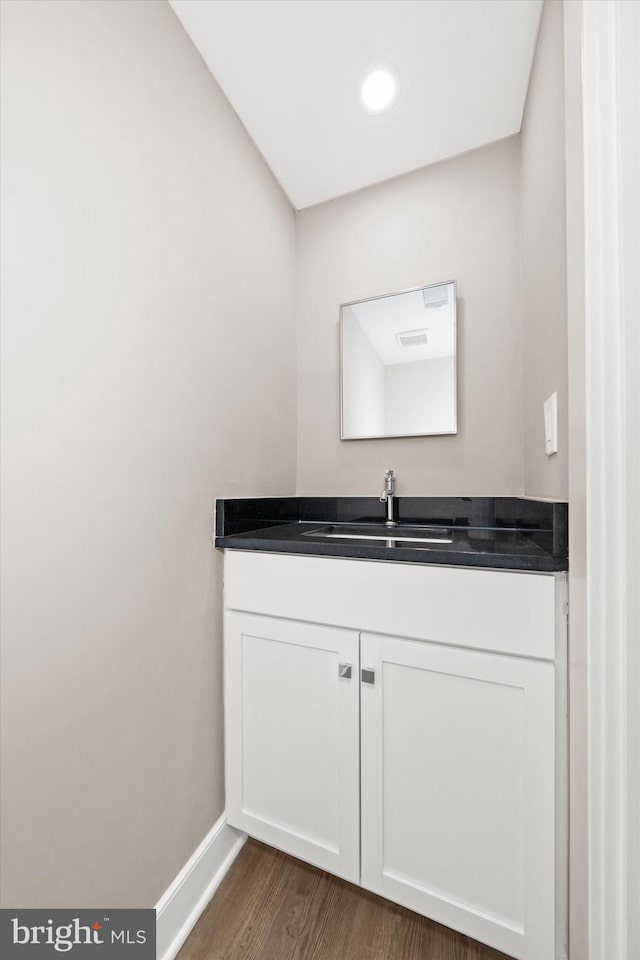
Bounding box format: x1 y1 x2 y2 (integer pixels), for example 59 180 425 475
361 668 375 685
338 663 352 679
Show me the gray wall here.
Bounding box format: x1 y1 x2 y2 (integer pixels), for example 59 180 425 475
341 307 385 437
0 0 296 908
296 138 524 496
385 357 455 437
521 0 568 499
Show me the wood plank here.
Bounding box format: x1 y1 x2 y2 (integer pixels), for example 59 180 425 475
176 839 514 960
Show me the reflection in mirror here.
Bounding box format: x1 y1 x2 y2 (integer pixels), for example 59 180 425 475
341 280 457 440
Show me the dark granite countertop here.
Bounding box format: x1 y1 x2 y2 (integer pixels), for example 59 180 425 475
215 497 568 572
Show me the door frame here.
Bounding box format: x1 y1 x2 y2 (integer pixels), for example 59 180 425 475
581 2 639 958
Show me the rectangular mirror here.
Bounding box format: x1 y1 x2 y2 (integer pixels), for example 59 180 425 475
340 280 457 440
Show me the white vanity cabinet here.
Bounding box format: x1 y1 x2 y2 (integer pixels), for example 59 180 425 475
224 550 567 960
224 611 360 883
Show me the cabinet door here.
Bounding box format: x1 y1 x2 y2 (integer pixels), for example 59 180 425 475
225 611 360 883
360 633 556 960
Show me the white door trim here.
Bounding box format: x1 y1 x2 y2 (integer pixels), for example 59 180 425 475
582 2 640 958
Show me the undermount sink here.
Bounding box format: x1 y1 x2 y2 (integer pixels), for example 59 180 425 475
301 523 453 544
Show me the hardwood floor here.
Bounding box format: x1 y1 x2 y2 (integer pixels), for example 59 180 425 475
176 839 514 960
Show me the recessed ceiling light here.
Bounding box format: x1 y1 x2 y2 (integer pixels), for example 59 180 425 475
358 64 400 115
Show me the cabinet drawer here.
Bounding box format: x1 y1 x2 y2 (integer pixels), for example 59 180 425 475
225 551 564 660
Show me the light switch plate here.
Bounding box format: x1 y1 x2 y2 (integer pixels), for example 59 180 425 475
544 393 558 456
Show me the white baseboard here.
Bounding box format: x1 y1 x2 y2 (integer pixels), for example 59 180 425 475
155 814 247 960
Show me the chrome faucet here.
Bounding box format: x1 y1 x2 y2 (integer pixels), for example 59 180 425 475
379 469 397 527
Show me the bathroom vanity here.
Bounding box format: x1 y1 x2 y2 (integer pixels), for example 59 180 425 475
216 497 568 960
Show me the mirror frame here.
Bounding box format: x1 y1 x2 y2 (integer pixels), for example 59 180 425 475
339 279 458 440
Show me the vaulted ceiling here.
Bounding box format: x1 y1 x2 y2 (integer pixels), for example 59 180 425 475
169 0 543 209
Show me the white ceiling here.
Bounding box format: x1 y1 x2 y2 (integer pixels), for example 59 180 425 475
169 0 543 210
347 283 456 365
